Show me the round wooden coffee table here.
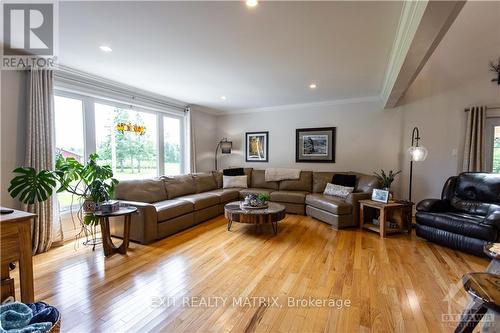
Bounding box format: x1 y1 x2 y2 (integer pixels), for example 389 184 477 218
224 201 286 234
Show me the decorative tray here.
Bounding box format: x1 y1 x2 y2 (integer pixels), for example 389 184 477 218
240 203 269 210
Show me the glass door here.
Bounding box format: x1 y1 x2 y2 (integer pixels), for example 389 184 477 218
485 117 500 173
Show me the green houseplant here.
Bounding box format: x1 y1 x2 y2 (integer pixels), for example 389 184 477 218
8 153 118 226
373 169 402 190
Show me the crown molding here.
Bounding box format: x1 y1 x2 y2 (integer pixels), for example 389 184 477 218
380 0 428 107
54 64 188 110
217 96 382 116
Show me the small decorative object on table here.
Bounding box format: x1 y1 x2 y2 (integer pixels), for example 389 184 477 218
241 193 270 209
99 200 120 214
373 169 401 200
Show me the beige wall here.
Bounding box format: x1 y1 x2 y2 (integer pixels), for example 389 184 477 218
1 70 27 209
394 1 500 204
216 99 404 196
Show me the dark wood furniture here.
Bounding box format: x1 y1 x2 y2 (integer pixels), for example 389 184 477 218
95 207 137 257
454 243 500 333
0 208 36 303
359 199 412 237
224 201 286 234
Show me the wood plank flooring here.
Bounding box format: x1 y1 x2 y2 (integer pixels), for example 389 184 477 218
17 214 489 332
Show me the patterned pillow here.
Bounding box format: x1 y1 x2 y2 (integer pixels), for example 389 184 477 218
323 183 354 199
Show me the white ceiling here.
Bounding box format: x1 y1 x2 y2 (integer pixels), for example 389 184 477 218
58 1 403 112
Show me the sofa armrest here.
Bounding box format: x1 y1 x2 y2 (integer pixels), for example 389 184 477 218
482 210 500 228
346 192 371 226
118 200 158 244
345 192 371 205
416 199 451 212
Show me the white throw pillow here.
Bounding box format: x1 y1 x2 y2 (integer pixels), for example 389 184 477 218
223 175 248 189
323 183 354 199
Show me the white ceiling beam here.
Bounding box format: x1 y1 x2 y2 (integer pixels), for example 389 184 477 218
381 0 466 109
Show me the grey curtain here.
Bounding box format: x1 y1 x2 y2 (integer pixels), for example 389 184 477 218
462 106 487 172
186 107 197 173
24 69 62 254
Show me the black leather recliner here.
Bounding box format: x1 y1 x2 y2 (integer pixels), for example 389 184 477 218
416 172 500 257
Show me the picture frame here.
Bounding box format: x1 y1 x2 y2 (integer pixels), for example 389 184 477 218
245 131 269 162
372 189 390 203
295 127 336 163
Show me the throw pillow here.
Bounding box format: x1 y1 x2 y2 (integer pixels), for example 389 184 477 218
323 183 354 199
223 168 245 176
223 175 248 189
331 174 356 187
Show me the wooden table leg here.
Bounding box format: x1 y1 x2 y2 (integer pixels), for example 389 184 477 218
379 208 386 238
359 204 365 230
118 214 131 254
227 218 232 231
18 221 34 303
100 217 115 257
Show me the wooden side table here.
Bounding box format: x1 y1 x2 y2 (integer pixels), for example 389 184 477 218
359 199 412 237
0 208 36 303
95 207 137 257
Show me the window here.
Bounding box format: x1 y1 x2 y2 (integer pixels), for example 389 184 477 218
164 116 182 175
485 118 500 173
54 95 84 211
53 90 186 210
95 103 158 180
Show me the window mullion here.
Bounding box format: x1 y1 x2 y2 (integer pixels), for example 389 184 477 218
158 114 165 177
83 97 96 161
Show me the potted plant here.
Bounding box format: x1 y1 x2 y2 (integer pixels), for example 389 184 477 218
8 153 118 242
373 169 401 198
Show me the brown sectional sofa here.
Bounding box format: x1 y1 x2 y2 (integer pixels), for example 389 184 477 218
110 169 378 244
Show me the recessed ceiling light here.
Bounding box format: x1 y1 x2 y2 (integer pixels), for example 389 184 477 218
309 83 317 89
246 0 258 8
220 96 227 100
99 45 112 53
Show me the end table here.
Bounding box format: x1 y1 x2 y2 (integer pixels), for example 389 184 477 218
359 199 412 237
94 207 137 257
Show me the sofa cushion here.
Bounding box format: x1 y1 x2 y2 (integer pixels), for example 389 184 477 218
206 188 240 203
154 199 194 222
455 172 500 203
193 173 218 193
223 175 248 189
162 175 196 199
271 191 308 204
350 172 379 193
312 172 336 193
416 211 497 241
239 188 274 199
212 171 223 188
324 183 354 199
114 178 168 203
450 197 500 217
251 170 279 190
223 168 245 176
178 193 220 210
305 193 352 215
279 171 312 192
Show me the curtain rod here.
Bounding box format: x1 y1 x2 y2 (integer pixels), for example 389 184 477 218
464 106 500 112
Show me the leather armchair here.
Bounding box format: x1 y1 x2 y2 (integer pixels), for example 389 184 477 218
415 172 500 257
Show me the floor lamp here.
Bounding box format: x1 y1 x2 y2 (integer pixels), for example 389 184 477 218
215 138 232 170
408 127 428 202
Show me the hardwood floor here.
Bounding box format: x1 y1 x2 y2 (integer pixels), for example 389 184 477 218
19 214 489 332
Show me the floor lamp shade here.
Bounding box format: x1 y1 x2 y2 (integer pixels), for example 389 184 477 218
408 146 428 162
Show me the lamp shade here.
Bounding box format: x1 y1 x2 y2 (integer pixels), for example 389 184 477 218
408 146 428 162
220 141 232 154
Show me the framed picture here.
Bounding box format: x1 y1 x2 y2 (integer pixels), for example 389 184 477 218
296 127 336 162
372 189 390 203
245 131 269 162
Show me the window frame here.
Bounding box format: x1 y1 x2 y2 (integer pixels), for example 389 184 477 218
53 89 187 177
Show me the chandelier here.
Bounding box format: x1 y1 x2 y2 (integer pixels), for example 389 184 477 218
115 122 146 135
